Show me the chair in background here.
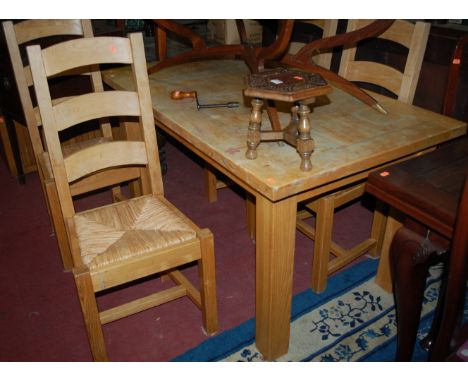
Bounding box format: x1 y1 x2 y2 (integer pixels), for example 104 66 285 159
367 33 468 361
373 30 467 293
296 19 430 292
429 39 467 361
428 175 468 361
27 32 218 361
368 136 467 361
2 20 141 270
0 20 98 178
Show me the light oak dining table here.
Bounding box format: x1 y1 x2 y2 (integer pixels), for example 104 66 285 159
102 59 466 360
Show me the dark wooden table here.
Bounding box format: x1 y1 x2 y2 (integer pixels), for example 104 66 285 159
366 135 468 360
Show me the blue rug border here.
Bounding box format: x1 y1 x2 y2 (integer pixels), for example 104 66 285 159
172 258 379 361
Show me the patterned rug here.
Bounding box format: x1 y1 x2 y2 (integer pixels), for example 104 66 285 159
173 258 450 362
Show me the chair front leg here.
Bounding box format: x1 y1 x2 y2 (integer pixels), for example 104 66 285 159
198 228 219 335
73 268 108 361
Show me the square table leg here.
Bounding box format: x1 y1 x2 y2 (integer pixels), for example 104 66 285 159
255 194 297 360
375 207 405 292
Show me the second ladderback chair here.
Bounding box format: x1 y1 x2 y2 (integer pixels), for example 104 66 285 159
3 20 141 270
27 33 218 361
338 19 430 104
296 19 430 292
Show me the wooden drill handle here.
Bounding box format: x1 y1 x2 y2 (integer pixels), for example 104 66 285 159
170 90 197 100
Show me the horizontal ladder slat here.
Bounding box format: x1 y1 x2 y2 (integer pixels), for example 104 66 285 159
43 37 133 76
54 91 140 131
15 19 84 45
346 61 403 96
64 141 147 182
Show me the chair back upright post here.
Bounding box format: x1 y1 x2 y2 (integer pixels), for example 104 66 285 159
2 20 112 161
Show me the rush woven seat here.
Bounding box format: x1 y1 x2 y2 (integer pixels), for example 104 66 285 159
75 195 197 269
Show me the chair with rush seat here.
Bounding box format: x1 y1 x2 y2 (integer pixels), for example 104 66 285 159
2 20 141 270
27 33 218 361
296 19 430 293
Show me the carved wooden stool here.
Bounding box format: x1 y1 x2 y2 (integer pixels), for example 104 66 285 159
244 68 332 171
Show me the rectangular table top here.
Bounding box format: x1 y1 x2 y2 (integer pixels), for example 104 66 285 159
103 59 467 202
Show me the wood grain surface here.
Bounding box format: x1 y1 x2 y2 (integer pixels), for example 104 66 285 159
103 60 466 202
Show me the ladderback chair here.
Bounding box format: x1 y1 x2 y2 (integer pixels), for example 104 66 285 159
3 20 141 270
27 33 218 361
338 19 430 103
296 19 430 292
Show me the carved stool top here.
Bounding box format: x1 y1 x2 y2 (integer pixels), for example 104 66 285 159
244 68 333 102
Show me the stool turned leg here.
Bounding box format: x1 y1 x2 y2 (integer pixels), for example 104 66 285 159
289 105 299 128
296 103 314 171
246 98 263 160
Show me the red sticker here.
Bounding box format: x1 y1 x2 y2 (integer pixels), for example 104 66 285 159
453 58 461 65
380 171 390 177
293 75 303 80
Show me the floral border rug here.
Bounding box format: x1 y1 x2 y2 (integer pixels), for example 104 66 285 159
173 258 453 362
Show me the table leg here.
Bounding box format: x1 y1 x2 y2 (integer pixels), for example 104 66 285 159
375 207 404 292
255 194 297 360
